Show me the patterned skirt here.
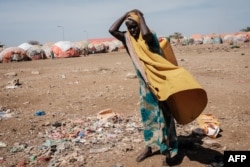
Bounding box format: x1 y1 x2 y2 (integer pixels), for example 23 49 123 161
137 70 178 158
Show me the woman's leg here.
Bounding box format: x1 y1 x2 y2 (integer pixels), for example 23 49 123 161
160 102 179 165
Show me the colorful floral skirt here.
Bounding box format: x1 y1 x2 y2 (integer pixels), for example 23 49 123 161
137 70 178 158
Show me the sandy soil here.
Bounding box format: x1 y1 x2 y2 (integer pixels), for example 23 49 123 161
0 43 250 167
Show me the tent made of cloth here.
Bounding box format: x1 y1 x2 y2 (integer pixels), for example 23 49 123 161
42 42 54 58
51 41 80 58
87 42 107 54
0 47 29 63
203 34 223 44
26 45 47 60
222 34 234 43
233 32 249 43
103 41 118 52
18 43 33 51
190 34 203 44
73 41 89 56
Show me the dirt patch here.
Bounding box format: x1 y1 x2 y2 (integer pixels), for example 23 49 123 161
0 43 249 166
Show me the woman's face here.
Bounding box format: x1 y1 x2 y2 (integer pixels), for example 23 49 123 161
125 19 140 39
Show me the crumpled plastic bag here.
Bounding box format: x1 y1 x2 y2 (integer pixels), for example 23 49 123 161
193 113 220 138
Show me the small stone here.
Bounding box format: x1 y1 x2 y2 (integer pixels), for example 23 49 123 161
126 73 137 79
31 71 40 75
0 142 7 148
4 72 17 77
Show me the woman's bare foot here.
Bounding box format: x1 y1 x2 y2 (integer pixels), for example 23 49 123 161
136 147 152 162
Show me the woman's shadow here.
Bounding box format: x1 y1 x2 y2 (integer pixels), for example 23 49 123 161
151 133 224 166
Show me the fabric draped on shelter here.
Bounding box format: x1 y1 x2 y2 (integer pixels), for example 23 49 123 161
52 41 80 58
0 47 28 63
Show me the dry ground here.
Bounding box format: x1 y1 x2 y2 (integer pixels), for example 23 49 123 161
0 43 250 167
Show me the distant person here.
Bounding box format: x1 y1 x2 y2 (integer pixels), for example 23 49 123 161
50 50 55 59
109 9 207 165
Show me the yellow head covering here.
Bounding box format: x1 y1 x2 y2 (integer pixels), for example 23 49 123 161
126 12 140 24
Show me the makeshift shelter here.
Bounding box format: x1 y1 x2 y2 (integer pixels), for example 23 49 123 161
203 36 213 44
233 32 249 43
18 43 46 60
112 39 124 49
212 36 223 44
51 41 80 58
88 42 106 54
18 43 33 51
203 34 222 44
73 41 89 56
87 38 120 54
169 38 180 45
26 45 47 60
0 47 29 63
222 34 234 43
247 32 250 41
88 37 115 43
190 34 203 44
103 41 118 52
179 37 189 46
42 42 54 58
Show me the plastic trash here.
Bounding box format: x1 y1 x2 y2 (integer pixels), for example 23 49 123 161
29 155 37 162
35 110 46 116
0 142 7 148
78 131 85 138
195 113 220 138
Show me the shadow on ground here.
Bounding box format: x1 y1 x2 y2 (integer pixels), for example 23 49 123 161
148 134 224 167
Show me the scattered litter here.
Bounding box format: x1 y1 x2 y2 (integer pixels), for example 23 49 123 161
9 143 28 153
0 111 13 120
0 107 224 166
5 78 21 89
193 114 221 138
0 157 4 163
34 110 46 116
17 160 28 167
37 156 52 163
97 108 118 121
29 155 37 162
5 85 19 89
8 79 20 86
0 142 7 148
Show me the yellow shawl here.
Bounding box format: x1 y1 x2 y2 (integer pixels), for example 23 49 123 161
124 13 207 124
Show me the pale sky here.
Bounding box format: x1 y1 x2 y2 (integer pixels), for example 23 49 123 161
0 0 249 47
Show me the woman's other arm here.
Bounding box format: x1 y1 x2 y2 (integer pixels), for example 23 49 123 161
109 12 128 41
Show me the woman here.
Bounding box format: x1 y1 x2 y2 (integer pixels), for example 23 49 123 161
109 9 179 164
